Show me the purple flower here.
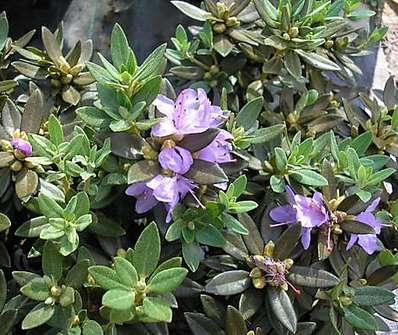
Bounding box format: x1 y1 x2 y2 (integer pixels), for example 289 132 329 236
198 130 234 164
147 174 196 221
11 138 32 157
152 88 224 138
158 146 193 174
346 197 381 255
125 182 158 214
269 186 329 249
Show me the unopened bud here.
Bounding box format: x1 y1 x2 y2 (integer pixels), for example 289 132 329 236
340 296 352 306
213 23 226 34
284 258 294 270
249 267 263 278
263 241 275 257
209 65 220 75
226 17 240 28
252 276 265 289
10 160 23 172
51 286 62 297
61 73 73 84
325 40 334 49
288 27 299 38
117 248 127 258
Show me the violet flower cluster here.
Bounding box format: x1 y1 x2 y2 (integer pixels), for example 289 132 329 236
126 88 233 221
269 187 381 255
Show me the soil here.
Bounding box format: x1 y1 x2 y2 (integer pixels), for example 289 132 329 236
382 0 398 77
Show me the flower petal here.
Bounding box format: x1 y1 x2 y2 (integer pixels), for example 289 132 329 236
269 205 296 223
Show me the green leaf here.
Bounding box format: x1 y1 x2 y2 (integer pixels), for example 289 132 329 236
88 266 129 290
16 217 49 237
131 75 161 106
22 302 55 330
0 12 8 52
251 124 285 144
341 220 375 234
182 241 204 272
111 23 130 71
76 106 111 129
284 50 302 78
133 44 167 81
179 128 220 152
367 168 395 186
344 304 378 330
205 270 250 296
47 114 64 146
225 305 247 335
102 289 134 310
20 278 50 301
21 88 44 134
148 267 188 293
15 170 39 201
0 310 17 335
290 169 328 186
65 260 90 289
295 50 340 71
0 213 11 233
42 241 63 281
38 194 64 218
288 266 340 287
350 131 372 156
221 212 249 235
185 312 224 335
185 159 228 185
114 256 138 287
127 160 161 184
82 320 104 335
228 201 258 214
86 62 117 84
196 224 225 247
132 222 160 278
41 26 63 66
171 1 212 21
273 223 301 260
235 96 263 130
267 288 297 333
143 296 172 322
0 269 6 311
353 286 395 306
213 35 234 57
231 175 247 198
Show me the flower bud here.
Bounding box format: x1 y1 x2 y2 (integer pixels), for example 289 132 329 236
226 17 240 28
51 286 62 297
71 315 80 326
209 65 220 75
284 258 294 270
11 138 32 157
61 73 73 84
263 241 275 257
10 161 23 172
252 276 266 289
288 27 299 38
282 33 291 40
187 221 195 230
117 248 127 258
213 23 226 34
249 267 263 278
324 40 334 49
340 296 352 306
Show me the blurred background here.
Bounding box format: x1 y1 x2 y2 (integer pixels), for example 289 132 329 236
2 0 200 62
2 0 398 90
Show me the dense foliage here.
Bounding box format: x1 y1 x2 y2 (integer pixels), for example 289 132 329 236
0 0 396 334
